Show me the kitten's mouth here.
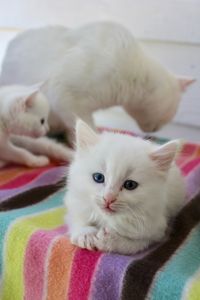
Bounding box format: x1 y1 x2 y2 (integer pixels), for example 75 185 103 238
104 204 116 213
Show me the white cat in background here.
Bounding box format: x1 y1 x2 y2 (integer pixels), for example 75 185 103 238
64 120 185 255
0 84 73 168
0 22 194 143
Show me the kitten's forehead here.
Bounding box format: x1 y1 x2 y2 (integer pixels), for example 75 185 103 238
30 93 49 115
95 133 153 181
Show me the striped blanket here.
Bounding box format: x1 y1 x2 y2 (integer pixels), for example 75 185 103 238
0 136 200 300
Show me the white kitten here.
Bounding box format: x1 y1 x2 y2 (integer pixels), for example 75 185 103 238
0 22 194 143
0 84 73 167
0 84 49 137
64 120 185 255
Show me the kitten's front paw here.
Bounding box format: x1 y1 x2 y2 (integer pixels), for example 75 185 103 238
71 227 99 250
27 156 50 168
97 227 109 237
95 228 110 251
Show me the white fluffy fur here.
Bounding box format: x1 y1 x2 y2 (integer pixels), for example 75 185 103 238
0 22 194 143
64 120 185 255
0 84 73 167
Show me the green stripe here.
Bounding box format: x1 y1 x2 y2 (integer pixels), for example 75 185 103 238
1 207 65 300
0 190 65 274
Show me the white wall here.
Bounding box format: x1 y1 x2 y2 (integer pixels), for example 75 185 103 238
0 0 199 140
0 0 199 43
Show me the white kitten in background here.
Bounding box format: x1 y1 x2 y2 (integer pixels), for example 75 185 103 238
0 84 49 137
64 120 185 255
0 84 73 168
0 22 195 144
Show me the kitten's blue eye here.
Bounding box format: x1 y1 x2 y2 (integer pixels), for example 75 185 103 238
123 180 138 190
93 173 105 183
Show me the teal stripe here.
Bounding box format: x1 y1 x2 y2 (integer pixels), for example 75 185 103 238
149 224 200 300
0 189 66 274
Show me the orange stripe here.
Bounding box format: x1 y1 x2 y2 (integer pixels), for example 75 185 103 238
0 167 31 185
46 237 76 300
0 163 58 187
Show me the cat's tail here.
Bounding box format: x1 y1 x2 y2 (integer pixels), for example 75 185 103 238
10 135 74 163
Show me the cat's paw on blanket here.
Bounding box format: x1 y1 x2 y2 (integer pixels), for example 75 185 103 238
70 226 99 251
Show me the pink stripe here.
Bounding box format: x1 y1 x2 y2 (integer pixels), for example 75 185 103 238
24 226 66 300
68 249 102 300
181 158 200 176
177 144 200 170
182 143 197 156
0 166 64 202
0 166 52 189
99 127 137 137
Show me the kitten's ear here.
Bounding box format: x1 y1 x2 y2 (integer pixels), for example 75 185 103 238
150 140 181 172
23 82 44 109
76 119 99 151
177 77 196 92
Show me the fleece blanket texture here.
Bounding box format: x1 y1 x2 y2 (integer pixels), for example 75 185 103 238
0 134 200 300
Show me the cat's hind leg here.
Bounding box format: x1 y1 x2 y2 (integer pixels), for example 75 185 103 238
0 140 50 168
10 135 74 162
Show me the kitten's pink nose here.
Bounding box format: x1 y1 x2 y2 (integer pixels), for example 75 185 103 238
103 193 116 205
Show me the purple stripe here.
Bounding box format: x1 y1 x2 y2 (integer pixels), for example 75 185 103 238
90 254 133 300
90 243 159 300
186 165 200 200
0 166 66 202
